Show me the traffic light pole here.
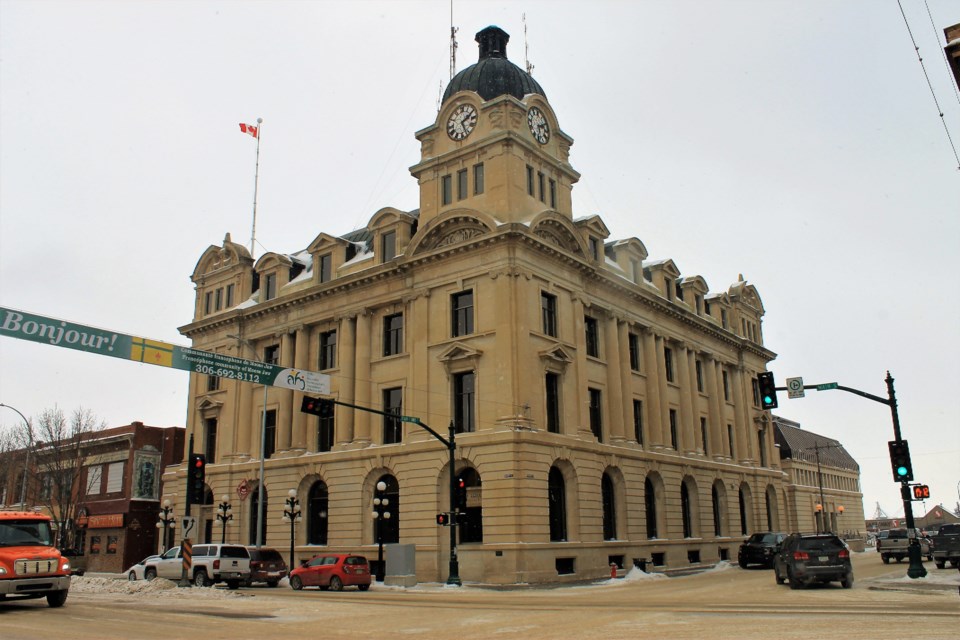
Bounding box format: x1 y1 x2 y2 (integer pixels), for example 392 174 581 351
776 371 926 579
179 435 194 588
312 397 462 586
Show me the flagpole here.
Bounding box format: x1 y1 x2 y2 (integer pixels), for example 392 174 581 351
250 117 263 257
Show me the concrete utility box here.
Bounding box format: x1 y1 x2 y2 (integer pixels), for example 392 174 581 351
384 544 417 587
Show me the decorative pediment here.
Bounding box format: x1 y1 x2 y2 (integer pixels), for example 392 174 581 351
539 344 574 371
409 210 496 255
192 233 253 282
530 216 585 256
197 396 223 417
438 342 483 376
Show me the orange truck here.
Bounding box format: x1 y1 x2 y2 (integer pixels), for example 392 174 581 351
0 511 71 607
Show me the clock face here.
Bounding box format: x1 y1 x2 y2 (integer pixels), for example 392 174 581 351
447 104 478 141
527 107 550 144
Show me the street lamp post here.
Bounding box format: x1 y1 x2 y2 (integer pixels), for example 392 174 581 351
156 500 175 552
0 403 32 506
217 495 233 544
282 489 301 573
371 481 391 582
227 334 269 549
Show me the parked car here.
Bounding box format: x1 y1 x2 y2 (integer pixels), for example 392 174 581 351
289 554 371 591
932 523 960 569
245 546 288 587
738 532 786 568
125 555 160 581
143 544 251 589
773 533 853 590
876 528 933 563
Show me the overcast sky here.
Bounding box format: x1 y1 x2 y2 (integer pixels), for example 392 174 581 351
1 0 958 520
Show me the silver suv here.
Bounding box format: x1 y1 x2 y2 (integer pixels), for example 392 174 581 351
144 544 251 589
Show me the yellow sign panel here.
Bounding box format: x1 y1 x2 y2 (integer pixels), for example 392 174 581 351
130 337 174 367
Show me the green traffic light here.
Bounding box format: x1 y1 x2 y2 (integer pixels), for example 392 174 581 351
896 466 908 477
763 395 773 404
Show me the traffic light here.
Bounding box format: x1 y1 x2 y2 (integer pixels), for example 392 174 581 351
186 453 206 504
301 396 335 418
757 371 778 409
912 484 930 501
888 440 913 483
436 513 451 526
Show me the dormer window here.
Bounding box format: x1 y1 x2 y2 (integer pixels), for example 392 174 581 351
319 254 331 283
675 281 684 301
264 273 277 301
382 231 396 261
589 237 600 261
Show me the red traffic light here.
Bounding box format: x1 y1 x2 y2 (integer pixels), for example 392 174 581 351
436 513 450 526
194 457 205 468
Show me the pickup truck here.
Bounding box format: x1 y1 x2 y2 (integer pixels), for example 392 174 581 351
931 523 960 569
144 543 250 589
876 528 933 563
0 511 71 607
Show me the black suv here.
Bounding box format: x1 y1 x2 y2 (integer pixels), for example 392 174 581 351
245 546 288 587
738 532 786 568
773 533 853 590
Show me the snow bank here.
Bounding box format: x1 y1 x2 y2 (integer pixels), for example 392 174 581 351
69 576 250 599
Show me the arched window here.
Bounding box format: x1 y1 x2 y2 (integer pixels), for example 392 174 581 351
681 482 692 538
601 473 616 541
644 476 658 539
456 468 483 543
249 484 268 546
548 466 567 542
307 481 329 545
712 484 722 536
374 474 399 544
738 487 748 535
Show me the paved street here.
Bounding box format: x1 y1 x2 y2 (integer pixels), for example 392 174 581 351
2 552 957 640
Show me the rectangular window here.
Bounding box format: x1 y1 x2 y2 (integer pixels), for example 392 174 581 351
722 369 730 401
205 418 218 464
700 417 708 453
721 308 728 329
383 313 403 356
549 178 556 208
442 174 453 205
633 399 644 445
383 388 403 444
545 372 560 434
451 290 474 337
381 230 396 261
457 169 468 200
473 163 484 194
226 283 235 307
669 409 678 449
628 333 640 371
264 273 277 301
589 237 600 260
204 291 213 315
264 344 280 365
86 465 103 496
526 165 534 195
541 292 557 337
664 347 674 383
454 371 475 433
319 330 337 370
584 315 599 358
105 462 124 494
317 409 334 452
537 171 545 202
263 409 277 459
727 424 735 458
695 294 703 315
704 299 711 316
695 360 704 392
588 388 603 442
752 378 760 406
206 375 220 392
319 254 332 283
215 288 223 311
675 281 684 301
758 429 767 467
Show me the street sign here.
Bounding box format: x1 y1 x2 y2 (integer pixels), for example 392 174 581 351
0 306 330 394
399 416 421 424
786 377 805 399
815 382 838 391
181 516 197 539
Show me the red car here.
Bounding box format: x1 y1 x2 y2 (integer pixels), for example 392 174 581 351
289 554 371 591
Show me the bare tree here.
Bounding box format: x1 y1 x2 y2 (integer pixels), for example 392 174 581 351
29 407 106 548
0 415 32 506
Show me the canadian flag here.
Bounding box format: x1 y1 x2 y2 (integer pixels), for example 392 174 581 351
239 123 258 138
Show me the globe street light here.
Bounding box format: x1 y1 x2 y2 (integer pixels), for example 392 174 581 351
217 495 233 544
371 481 391 582
156 499 175 552
282 489 301 572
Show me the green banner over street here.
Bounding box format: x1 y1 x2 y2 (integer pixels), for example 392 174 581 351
0 306 330 394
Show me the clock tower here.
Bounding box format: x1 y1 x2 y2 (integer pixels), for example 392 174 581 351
410 26 580 228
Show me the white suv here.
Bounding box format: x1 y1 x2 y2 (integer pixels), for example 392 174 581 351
144 544 251 589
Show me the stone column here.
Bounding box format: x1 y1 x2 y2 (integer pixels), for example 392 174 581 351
337 314 356 446
276 331 294 452
676 343 694 453
617 320 634 443
572 296 590 437
731 366 749 463
704 354 723 460
290 326 309 452
353 309 372 444
236 369 252 457
641 328 663 447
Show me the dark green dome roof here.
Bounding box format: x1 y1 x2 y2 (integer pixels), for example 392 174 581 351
442 26 546 102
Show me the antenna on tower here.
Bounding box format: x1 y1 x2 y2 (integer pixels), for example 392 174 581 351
871 502 889 520
523 12 534 75
449 0 459 80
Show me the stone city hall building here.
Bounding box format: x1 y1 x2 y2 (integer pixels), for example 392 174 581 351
164 26 861 583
